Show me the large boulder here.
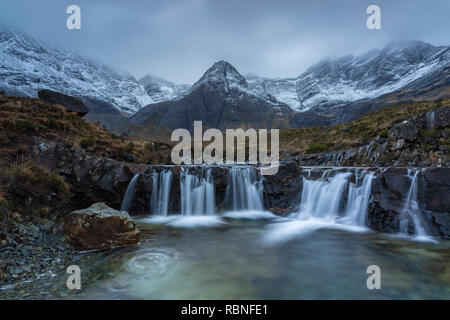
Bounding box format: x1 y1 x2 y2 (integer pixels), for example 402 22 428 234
38 89 89 117
64 203 140 250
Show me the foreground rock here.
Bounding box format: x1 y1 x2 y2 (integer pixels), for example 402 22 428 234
368 167 450 237
38 89 89 117
64 203 140 251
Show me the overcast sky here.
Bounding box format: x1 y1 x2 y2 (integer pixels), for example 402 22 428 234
0 0 449 83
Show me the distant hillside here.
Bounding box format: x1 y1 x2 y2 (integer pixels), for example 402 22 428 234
280 99 450 167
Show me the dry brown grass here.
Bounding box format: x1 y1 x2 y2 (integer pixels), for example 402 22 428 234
0 96 172 164
280 99 449 155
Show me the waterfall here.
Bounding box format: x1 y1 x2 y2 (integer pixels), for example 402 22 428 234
226 167 264 211
298 171 351 220
399 170 428 237
180 167 215 216
150 169 173 216
120 174 140 212
343 171 375 226
296 169 374 226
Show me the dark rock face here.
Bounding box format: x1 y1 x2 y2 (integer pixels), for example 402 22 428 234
38 89 89 117
420 168 450 237
27 139 450 238
263 162 303 215
367 168 408 233
425 105 450 129
367 167 450 238
127 61 294 136
391 122 420 142
29 137 145 211
297 105 450 168
64 203 140 251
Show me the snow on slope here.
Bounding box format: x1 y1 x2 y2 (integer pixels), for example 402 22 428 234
247 41 450 112
139 75 190 103
0 28 155 114
1 28 448 115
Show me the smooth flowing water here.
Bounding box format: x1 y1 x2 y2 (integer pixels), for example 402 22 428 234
399 170 429 238
2 218 449 300
226 167 264 211
180 167 215 216
150 169 173 216
5 166 446 299
120 173 140 212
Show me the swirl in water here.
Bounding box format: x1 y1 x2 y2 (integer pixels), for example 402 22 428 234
127 248 182 280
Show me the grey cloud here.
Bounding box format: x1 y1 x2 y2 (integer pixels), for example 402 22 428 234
0 0 448 83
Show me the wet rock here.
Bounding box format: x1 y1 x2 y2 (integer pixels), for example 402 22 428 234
64 202 140 251
368 168 450 238
421 167 450 213
128 165 231 216
264 161 303 215
59 154 137 210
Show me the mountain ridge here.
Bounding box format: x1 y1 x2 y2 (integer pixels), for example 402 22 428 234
126 60 294 136
1 28 449 133
248 40 450 112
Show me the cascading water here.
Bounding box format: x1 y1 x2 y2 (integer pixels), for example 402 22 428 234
180 167 215 216
264 168 375 244
120 173 140 212
226 167 264 211
343 171 375 226
298 171 351 220
296 169 375 226
399 170 428 237
150 169 173 216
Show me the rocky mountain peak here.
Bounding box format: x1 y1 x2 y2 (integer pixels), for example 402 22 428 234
380 40 442 62
192 60 248 92
138 74 190 103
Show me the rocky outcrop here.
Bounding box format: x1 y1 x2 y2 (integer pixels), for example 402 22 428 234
64 203 140 251
29 137 148 210
367 167 450 237
297 105 449 168
263 162 303 214
26 136 450 238
38 89 89 117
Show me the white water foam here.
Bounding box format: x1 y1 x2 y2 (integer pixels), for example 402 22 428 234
264 169 374 244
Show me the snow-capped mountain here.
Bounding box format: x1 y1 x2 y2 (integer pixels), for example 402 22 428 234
128 61 294 134
1 27 448 130
0 28 181 114
247 40 450 112
139 75 190 103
